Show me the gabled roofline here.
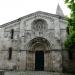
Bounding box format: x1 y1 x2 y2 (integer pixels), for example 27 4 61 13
0 11 66 28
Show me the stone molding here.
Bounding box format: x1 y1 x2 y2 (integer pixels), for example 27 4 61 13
0 11 66 28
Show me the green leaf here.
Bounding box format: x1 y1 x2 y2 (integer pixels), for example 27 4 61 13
65 0 69 3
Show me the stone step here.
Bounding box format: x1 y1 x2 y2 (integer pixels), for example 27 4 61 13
4 71 74 75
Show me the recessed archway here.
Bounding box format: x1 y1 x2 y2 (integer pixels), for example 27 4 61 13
32 42 45 70
28 37 50 51
26 37 51 71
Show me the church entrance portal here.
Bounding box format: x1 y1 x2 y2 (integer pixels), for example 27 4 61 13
27 37 50 71
35 51 44 71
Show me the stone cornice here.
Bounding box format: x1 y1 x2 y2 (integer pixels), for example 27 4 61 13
0 11 66 28
0 18 21 28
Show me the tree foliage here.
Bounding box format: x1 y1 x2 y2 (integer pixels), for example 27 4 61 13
64 0 75 50
65 32 75 49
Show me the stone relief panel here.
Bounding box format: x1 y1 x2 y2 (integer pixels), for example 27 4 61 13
26 51 35 70
44 51 51 71
31 19 48 32
51 51 62 72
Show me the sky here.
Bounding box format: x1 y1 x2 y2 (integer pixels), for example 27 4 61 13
0 0 70 25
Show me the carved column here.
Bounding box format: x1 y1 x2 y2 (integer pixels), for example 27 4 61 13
26 51 35 71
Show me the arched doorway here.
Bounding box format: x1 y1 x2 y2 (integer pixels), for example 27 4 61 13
26 37 50 71
35 51 44 71
33 42 45 71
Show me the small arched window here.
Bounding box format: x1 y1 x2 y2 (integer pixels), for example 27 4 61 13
8 47 12 60
10 29 14 39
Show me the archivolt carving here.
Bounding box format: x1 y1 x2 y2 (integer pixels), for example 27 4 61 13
25 37 51 50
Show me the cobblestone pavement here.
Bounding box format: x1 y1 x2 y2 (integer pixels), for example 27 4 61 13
5 71 74 75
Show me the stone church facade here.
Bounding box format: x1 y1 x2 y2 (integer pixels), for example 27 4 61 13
0 5 69 72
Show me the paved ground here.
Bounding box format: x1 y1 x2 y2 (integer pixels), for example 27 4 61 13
4 71 74 75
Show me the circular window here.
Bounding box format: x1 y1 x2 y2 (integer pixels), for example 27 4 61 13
32 19 48 31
